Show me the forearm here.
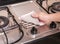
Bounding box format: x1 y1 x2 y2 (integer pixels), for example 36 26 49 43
49 12 60 22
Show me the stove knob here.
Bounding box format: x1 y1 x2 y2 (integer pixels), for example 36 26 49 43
49 22 57 29
31 27 37 35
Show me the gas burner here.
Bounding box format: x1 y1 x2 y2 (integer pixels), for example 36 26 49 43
0 16 9 28
0 6 24 44
48 2 60 13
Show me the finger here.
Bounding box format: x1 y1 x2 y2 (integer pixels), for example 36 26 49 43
31 14 39 18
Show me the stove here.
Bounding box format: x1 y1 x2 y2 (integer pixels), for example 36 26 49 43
0 0 60 44
7 0 60 44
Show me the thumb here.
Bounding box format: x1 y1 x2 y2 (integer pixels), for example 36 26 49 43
31 14 39 18
31 12 44 18
31 11 40 18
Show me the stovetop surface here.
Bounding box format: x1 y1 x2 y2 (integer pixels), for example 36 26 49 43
7 0 60 44
0 0 60 44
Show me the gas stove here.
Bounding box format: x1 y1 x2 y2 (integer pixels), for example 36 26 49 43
0 0 60 44
7 0 60 44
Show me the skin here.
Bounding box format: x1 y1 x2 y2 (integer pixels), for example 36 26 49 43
32 12 60 25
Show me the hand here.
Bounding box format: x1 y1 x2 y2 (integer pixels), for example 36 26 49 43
32 12 52 24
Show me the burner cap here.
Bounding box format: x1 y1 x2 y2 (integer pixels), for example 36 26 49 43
52 2 60 11
0 16 9 28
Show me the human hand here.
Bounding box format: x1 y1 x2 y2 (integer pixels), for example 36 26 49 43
32 12 52 24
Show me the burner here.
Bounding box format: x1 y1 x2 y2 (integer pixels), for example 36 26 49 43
0 16 9 28
52 2 60 11
48 2 60 13
0 7 24 44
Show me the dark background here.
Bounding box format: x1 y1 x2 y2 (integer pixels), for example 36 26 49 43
25 32 60 44
0 0 29 6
